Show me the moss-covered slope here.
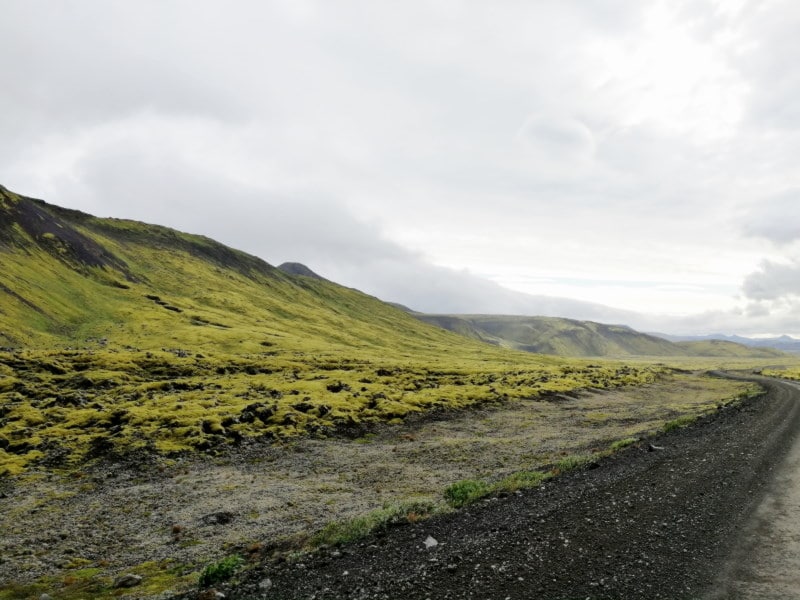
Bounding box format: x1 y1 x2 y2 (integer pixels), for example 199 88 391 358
0 185 483 355
0 186 665 474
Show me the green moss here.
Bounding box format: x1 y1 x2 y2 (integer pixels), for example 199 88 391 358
0 348 665 475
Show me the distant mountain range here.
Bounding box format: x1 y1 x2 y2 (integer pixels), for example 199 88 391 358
413 314 788 359
651 333 800 355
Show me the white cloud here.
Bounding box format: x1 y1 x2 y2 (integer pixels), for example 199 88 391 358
742 259 800 302
2 0 800 336
742 189 800 246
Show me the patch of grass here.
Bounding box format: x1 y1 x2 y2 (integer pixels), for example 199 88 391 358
663 415 697 432
198 554 243 588
610 437 639 451
312 500 437 546
444 479 492 508
554 454 594 474
494 470 549 492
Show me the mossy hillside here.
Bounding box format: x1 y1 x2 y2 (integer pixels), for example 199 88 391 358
0 188 668 475
0 348 661 474
0 185 469 353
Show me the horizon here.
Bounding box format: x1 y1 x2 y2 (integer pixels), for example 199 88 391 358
2 2 800 337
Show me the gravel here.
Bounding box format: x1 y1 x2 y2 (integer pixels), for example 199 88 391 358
192 375 800 600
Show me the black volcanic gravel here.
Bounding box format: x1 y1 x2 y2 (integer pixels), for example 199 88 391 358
181 375 800 600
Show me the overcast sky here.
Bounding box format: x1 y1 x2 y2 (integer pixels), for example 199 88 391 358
2 0 800 336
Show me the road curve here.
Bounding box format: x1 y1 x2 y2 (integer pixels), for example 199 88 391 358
186 375 800 600
706 377 800 599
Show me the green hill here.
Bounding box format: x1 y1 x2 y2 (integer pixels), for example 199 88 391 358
676 339 785 359
416 314 785 358
0 185 660 474
0 185 459 354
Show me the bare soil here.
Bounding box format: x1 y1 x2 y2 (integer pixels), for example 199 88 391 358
188 375 800 600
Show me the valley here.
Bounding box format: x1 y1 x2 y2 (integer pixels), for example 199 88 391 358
1 185 798 599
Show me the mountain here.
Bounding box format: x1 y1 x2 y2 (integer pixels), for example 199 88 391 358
654 333 800 355
675 339 787 358
416 314 786 358
0 185 470 354
1 185 673 477
277 262 326 280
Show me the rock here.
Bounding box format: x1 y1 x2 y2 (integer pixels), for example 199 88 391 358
258 578 273 590
201 511 235 525
424 535 438 549
39 594 53 600
197 590 225 600
113 573 143 588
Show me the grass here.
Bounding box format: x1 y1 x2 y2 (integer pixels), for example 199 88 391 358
0 559 195 600
762 366 800 381
554 453 595 473
610 437 639 451
444 479 492 508
198 554 243 588
663 415 698 432
312 500 438 546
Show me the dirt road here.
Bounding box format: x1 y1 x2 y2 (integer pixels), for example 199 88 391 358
707 378 800 599
201 375 800 600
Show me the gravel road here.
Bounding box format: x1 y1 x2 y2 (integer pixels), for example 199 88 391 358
185 374 800 600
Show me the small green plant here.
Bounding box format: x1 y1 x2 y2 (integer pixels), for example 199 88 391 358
312 500 436 546
554 454 593 473
198 554 243 588
495 470 549 492
610 437 639 451
444 479 491 508
663 415 696 432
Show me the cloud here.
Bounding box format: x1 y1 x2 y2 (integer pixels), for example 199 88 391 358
4 0 800 336
742 259 800 302
57 139 636 323
741 190 800 245
733 1 800 131
517 114 596 175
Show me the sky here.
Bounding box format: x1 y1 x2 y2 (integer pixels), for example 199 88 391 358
2 0 800 336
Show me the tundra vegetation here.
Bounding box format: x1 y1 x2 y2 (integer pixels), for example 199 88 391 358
762 366 800 381
0 186 787 598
